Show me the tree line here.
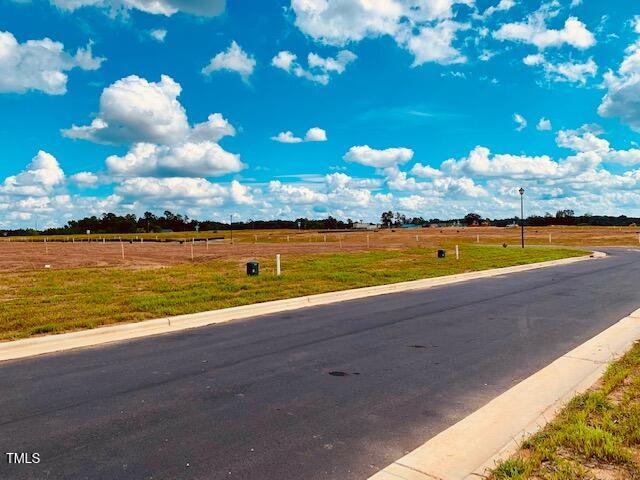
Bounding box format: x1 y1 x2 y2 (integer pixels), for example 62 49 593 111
2 211 356 236
2 209 640 236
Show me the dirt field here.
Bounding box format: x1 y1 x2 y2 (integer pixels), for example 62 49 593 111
1 226 637 272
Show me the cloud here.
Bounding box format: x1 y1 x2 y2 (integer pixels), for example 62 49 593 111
271 127 327 143
105 141 244 177
432 176 487 198
70 171 99 187
598 32 640 132
116 177 223 202
344 145 414 168
410 163 444 178
63 75 236 145
0 31 104 95
63 75 189 144
537 117 552 131
556 126 609 153
268 174 380 211
304 127 327 142
271 50 356 85
271 131 302 143
439 145 599 179
405 21 468 66
523 54 597 84
115 177 254 207
149 29 167 42
201 41 256 83
290 0 473 66
513 113 527 131
478 0 515 19
63 75 243 179
494 16 595 50
0 151 65 196
49 0 225 16
556 126 640 166
268 180 328 204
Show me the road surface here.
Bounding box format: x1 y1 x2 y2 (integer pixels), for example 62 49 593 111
1 248 639 480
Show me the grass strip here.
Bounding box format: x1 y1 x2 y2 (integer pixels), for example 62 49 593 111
0 245 584 340
491 341 640 479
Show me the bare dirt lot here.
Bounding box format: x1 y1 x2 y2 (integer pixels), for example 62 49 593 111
1 226 637 272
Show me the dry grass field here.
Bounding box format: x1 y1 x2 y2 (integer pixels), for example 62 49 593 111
0 226 636 272
0 241 584 340
1 225 630 340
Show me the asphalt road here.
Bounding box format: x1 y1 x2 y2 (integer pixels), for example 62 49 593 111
1 248 640 480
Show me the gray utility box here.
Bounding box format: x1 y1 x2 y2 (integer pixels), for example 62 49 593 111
437 249 446 258
246 261 260 276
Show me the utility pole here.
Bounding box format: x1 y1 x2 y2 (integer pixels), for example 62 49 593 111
519 187 525 249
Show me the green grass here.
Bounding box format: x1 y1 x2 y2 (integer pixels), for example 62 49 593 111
489 341 640 479
0 245 584 340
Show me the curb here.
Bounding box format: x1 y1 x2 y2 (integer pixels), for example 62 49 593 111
0 251 603 363
369 307 640 480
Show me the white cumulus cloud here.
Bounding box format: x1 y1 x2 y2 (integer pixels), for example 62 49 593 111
271 49 356 85
202 41 256 83
494 15 595 50
271 131 303 144
70 171 99 187
0 31 104 95
344 145 414 168
304 127 327 142
290 0 473 66
0 151 65 196
523 54 597 84
537 117 552 131
598 30 640 132
105 141 244 177
405 21 468 66
63 75 190 145
50 0 225 16
271 127 327 143
64 75 243 178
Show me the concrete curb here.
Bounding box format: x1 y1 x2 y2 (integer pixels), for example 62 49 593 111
0 251 603 363
369 306 640 480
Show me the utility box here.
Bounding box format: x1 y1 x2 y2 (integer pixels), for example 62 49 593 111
246 261 259 276
437 249 446 258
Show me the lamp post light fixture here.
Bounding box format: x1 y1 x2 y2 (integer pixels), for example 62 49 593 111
519 187 525 249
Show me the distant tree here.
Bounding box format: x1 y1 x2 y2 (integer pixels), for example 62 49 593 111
464 213 482 226
381 211 394 228
555 209 575 219
325 216 339 230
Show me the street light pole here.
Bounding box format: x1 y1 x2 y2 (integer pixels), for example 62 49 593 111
519 187 525 249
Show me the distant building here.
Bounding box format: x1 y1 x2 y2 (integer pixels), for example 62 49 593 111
353 222 378 230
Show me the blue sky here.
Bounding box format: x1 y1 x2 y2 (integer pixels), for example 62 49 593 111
1 0 640 228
